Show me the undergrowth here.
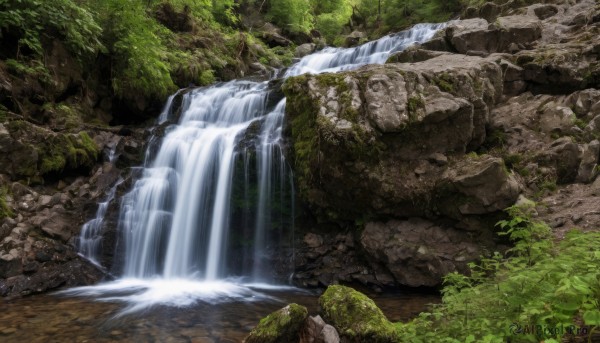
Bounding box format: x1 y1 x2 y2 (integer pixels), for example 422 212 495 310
396 203 600 342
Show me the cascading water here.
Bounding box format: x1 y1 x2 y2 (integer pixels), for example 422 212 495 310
78 177 123 267
70 22 446 310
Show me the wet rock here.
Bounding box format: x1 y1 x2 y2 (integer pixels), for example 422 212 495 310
319 285 397 343
303 233 323 248
296 43 316 58
244 304 308 343
1 258 103 297
361 218 484 287
344 31 367 47
0 256 22 278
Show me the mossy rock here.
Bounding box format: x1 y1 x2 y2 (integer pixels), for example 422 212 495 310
319 285 398 343
245 303 308 343
39 131 99 175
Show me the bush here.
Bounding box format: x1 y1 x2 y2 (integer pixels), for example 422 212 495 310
0 0 103 60
396 204 600 342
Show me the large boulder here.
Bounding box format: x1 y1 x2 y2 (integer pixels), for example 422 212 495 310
443 16 541 55
245 304 308 343
283 54 504 223
319 285 398 343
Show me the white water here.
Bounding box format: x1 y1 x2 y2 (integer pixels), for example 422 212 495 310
70 23 445 310
78 176 123 267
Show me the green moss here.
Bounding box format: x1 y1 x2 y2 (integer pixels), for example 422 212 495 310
407 95 425 122
0 187 13 220
282 74 319 189
319 285 398 343
503 153 522 169
245 303 308 343
435 73 454 93
39 131 99 174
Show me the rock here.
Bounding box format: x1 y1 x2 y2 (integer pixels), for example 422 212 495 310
0 256 22 278
296 43 316 58
283 54 503 222
386 47 448 64
361 218 484 287
0 258 103 296
495 15 542 50
319 325 340 343
244 304 308 343
319 285 397 342
480 2 501 22
445 18 490 54
592 176 600 195
0 124 11 153
539 104 576 135
532 4 559 20
444 16 541 54
576 140 600 183
304 233 323 248
437 156 520 219
300 315 326 343
497 58 526 96
586 115 600 137
538 137 583 184
565 89 600 117
427 153 448 166
37 208 76 242
344 31 367 47
259 23 293 48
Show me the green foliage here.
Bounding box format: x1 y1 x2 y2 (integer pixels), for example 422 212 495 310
267 0 314 33
351 0 462 34
396 204 600 342
310 0 352 45
88 0 175 98
4 58 50 83
0 0 103 59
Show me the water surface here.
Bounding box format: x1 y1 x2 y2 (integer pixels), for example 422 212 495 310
0 289 439 342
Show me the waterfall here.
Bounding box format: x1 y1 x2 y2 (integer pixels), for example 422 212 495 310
72 23 445 307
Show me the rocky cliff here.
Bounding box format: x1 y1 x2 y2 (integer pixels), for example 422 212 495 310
285 0 600 289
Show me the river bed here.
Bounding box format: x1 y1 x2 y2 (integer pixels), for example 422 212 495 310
0 287 439 342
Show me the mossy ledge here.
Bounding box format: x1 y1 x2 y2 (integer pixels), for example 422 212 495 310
6 120 99 179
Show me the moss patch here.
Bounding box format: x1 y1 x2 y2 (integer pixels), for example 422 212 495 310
245 303 308 343
434 73 454 93
319 285 398 343
406 95 425 122
39 131 99 175
0 187 13 220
